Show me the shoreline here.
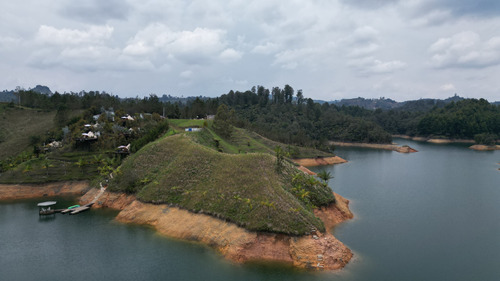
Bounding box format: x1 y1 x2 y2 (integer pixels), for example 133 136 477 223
79 188 354 270
329 141 418 153
393 135 500 151
0 181 90 200
1 182 354 271
393 135 477 144
293 156 348 175
293 156 347 166
469 144 500 151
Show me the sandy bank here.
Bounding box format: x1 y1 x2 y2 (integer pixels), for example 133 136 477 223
393 135 476 144
0 181 90 200
293 156 347 167
330 141 417 153
428 138 475 144
469 144 500 151
80 189 353 270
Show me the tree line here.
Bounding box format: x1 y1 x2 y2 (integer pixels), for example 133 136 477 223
9 86 499 147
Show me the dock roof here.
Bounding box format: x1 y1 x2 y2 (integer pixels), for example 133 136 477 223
37 201 57 207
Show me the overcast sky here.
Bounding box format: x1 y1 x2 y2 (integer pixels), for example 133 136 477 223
1 0 500 101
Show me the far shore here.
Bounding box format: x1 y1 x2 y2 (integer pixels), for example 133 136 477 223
393 135 500 151
393 135 476 144
329 141 418 153
469 144 500 151
0 181 90 200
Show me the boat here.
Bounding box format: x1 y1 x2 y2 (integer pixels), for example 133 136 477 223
67 205 80 209
37 201 57 216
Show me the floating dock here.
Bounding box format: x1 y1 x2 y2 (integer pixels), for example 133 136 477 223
38 201 57 216
60 202 94 215
38 183 106 216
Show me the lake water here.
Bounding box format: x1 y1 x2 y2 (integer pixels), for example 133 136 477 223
1 139 499 281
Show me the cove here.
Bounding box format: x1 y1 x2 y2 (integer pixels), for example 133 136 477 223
1 139 499 281
311 139 500 281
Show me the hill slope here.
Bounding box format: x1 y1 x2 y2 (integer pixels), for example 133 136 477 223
108 133 335 235
0 105 56 159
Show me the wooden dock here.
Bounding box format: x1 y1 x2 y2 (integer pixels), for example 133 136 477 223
60 185 106 215
60 202 94 215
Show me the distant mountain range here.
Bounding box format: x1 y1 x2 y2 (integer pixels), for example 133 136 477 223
1 85 498 109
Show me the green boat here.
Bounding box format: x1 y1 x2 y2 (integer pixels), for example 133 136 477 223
67 205 80 209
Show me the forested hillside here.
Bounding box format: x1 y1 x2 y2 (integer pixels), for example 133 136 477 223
216 86 393 146
2 85 499 155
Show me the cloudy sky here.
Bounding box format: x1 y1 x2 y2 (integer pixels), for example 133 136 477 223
1 0 500 101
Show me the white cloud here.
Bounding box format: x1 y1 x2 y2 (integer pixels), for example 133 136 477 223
409 9 451 26
440 83 456 91
180 70 193 78
273 48 319 70
0 36 21 47
124 24 233 65
370 59 407 73
30 25 155 72
349 57 406 74
429 31 500 68
1 0 500 101
251 42 280 55
166 27 226 56
219 48 243 62
36 25 113 46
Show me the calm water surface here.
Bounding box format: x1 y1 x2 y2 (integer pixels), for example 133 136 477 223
1 139 499 281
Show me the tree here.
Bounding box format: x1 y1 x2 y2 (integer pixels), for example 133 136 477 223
317 170 333 186
54 105 69 127
275 146 285 173
213 104 234 139
41 158 53 176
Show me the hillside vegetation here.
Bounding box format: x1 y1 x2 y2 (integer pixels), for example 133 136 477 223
108 133 335 235
0 104 56 159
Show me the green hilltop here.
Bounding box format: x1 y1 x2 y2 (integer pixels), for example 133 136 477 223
108 127 336 235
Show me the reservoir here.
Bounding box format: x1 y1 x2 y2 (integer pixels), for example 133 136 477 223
1 139 499 280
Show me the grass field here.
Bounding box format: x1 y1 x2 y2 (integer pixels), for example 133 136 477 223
168 119 207 128
0 104 56 159
186 121 333 159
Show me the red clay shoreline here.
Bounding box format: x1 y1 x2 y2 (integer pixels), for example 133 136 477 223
393 135 500 151
329 141 418 153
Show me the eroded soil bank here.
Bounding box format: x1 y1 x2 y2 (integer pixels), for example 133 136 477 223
293 156 348 175
329 141 417 153
469 144 500 151
0 181 90 200
293 156 347 167
80 189 353 270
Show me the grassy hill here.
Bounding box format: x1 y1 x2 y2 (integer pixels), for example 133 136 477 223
0 115 337 235
108 131 335 235
170 119 333 158
0 104 56 159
